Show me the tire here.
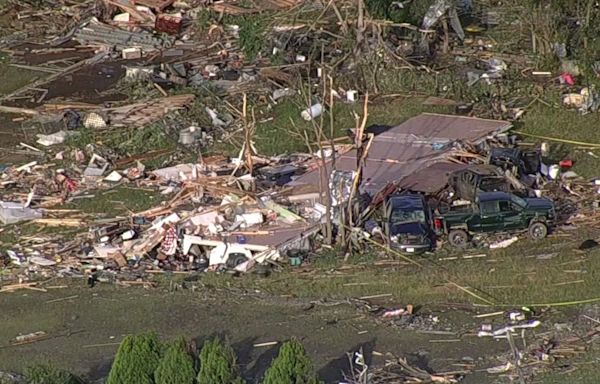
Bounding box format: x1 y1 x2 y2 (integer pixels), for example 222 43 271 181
226 253 249 268
188 244 202 258
529 222 548 240
448 229 469 248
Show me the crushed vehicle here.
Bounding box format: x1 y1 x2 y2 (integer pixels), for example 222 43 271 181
434 191 556 248
488 147 541 178
382 193 434 254
448 164 512 202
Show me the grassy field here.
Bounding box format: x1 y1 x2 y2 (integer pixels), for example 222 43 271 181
0 281 507 384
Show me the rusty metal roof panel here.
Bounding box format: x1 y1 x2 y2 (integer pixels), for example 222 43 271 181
289 113 512 195
397 161 469 193
382 113 512 141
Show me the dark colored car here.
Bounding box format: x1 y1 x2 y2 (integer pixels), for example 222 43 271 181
383 193 433 254
434 191 555 248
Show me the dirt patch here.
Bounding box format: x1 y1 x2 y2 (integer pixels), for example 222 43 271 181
41 61 126 104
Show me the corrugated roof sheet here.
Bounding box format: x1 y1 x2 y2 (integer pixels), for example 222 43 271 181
290 113 511 195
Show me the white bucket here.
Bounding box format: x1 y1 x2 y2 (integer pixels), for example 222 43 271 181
346 90 358 102
179 129 195 145
300 103 323 121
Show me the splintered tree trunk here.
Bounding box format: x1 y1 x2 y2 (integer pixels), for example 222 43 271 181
442 18 449 53
355 0 365 57
344 94 369 262
242 94 254 175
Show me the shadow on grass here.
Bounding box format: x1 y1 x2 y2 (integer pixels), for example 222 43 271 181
318 339 376 384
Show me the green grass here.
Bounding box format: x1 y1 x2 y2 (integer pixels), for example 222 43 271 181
0 53 39 95
67 124 177 159
515 102 600 179
223 13 270 61
252 96 453 156
0 223 85 251
63 186 165 216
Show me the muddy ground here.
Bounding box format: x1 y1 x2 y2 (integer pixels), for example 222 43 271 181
0 280 512 383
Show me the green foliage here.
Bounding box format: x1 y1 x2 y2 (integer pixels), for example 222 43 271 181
24 364 81 384
197 337 243 384
262 339 320 384
117 78 160 101
365 0 409 22
195 9 214 31
106 333 161 384
405 0 437 25
154 338 196 384
194 10 269 60
65 127 95 148
223 14 269 61
66 122 173 157
104 123 174 156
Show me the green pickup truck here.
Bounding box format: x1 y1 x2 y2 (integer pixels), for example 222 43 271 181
434 191 556 248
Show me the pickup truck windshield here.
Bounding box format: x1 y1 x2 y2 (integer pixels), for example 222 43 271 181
391 209 426 224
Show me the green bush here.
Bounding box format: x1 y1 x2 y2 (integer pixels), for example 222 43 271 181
262 339 320 384
197 337 243 384
365 0 409 22
106 333 161 384
154 338 196 384
24 364 81 384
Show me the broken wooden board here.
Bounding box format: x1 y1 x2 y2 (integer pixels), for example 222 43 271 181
134 0 175 12
10 331 48 346
41 102 100 112
33 218 85 227
211 0 303 15
0 282 47 293
105 0 155 22
422 96 459 106
105 94 195 128
0 105 40 116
